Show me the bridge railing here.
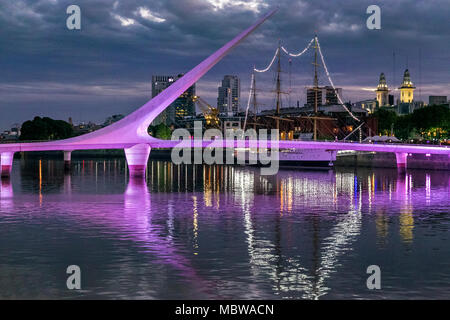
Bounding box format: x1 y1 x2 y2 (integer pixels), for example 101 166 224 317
0 140 53 144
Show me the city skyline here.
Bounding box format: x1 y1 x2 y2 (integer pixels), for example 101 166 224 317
1 0 449 130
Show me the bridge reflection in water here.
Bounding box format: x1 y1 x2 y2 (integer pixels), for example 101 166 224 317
0 158 449 299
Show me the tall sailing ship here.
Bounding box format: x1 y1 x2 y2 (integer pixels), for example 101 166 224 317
241 36 338 169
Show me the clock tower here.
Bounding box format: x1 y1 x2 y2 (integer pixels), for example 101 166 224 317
399 69 415 103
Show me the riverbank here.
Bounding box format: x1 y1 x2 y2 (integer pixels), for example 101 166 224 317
335 151 450 170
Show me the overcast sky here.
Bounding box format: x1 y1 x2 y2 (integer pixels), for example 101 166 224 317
0 0 449 130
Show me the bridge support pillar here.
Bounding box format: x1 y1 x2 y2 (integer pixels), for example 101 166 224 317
1 152 14 178
395 152 408 172
125 144 151 178
64 151 72 172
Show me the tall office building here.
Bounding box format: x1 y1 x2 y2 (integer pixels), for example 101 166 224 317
306 87 323 106
306 86 342 106
152 75 175 97
217 75 240 114
172 74 196 122
429 96 447 106
152 75 174 125
151 74 196 125
325 86 342 105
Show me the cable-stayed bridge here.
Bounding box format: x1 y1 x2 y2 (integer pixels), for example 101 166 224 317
1 8 449 178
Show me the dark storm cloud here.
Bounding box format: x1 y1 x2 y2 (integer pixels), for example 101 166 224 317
0 0 449 129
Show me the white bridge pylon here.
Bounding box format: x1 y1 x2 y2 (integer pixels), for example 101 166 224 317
0 8 278 177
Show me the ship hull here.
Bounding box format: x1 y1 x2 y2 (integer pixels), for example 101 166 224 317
235 148 337 169
278 160 333 169
278 149 336 169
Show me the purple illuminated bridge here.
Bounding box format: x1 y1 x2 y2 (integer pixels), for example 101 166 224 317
0 8 449 178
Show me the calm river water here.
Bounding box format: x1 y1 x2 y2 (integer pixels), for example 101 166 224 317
0 157 449 299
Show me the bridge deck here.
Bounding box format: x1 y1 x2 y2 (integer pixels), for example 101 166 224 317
0 140 449 155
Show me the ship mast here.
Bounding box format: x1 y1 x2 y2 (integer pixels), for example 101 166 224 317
252 70 257 131
313 35 319 141
288 58 292 108
275 39 282 131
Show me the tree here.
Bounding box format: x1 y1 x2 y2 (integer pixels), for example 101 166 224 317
394 114 413 140
374 105 449 140
148 123 172 140
410 105 449 132
372 108 397 135
20 117 73 141
404 105 449 140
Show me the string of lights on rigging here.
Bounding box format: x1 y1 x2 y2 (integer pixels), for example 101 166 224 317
250 36 361 122
316 37 360 122
243 73 255 129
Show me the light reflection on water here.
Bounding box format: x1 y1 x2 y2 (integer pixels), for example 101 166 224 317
0 157 449 299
